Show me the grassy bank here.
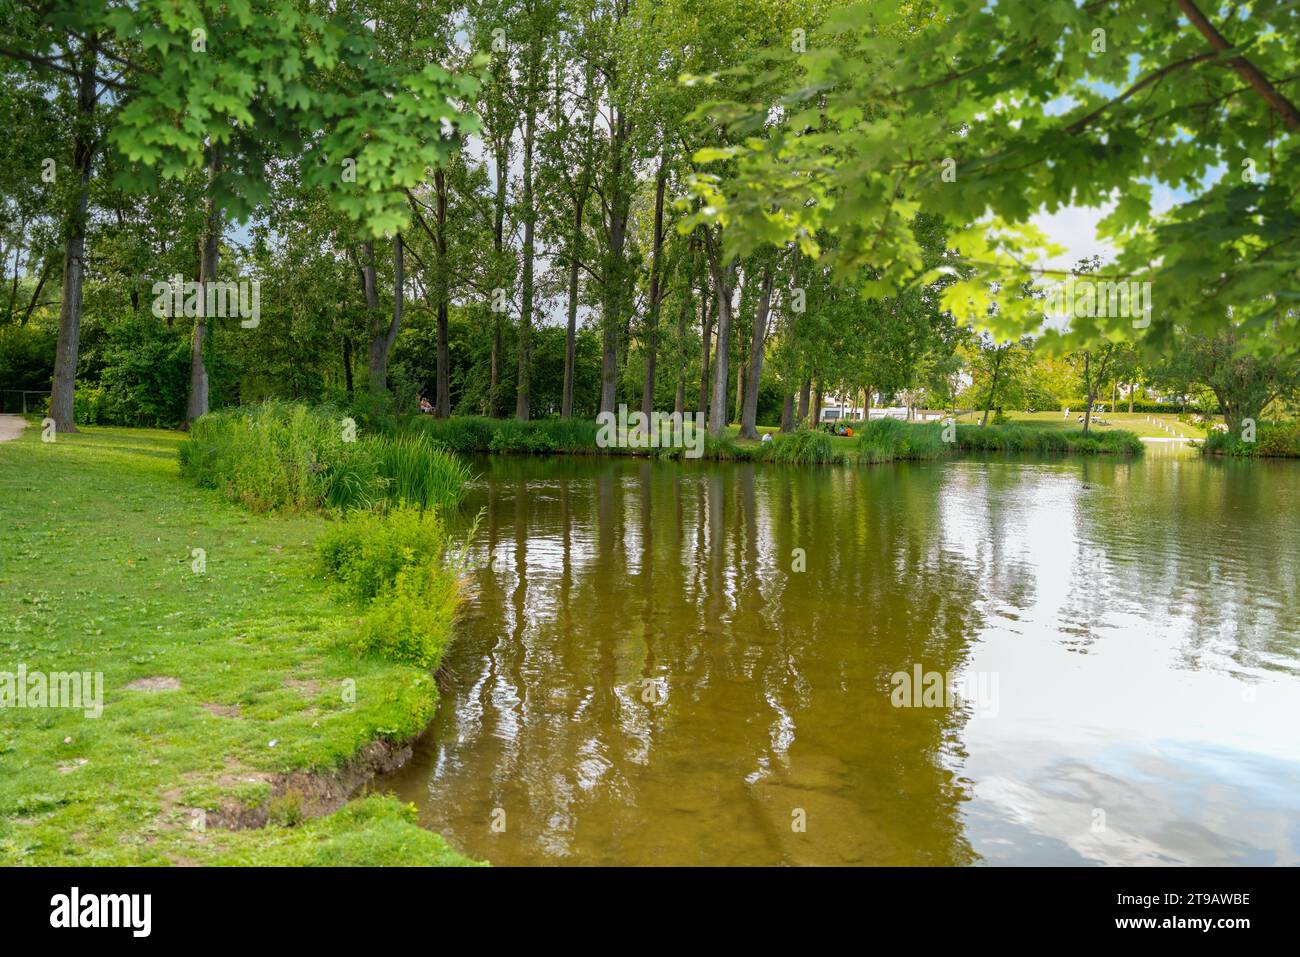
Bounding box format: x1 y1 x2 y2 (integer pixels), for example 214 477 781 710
391 412 1143 464
0 424 477 865
1202 421 1300 458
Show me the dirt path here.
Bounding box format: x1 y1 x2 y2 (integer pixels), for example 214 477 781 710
0 414 28 443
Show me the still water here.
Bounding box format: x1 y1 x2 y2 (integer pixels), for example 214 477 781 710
378 446 1300 865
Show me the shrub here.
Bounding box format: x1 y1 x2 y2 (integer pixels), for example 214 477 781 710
858 419 948 462
857 419 1143 462
180 401 380 511
488 422 558 454
317 505 469 670
358 561 461 669
317 505 454 605
1204 421 1300 457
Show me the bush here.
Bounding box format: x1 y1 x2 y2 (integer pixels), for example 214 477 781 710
317 505 467 670
404 415 602 455
317 505 454 604
358 561 461 669
856 418 1143 462
1204 421 1300 457
857 419 949 462
488 422 558 454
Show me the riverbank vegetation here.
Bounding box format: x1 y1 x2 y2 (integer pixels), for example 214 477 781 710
0 425 476 865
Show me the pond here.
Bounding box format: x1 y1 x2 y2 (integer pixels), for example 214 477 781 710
376 446 1300 865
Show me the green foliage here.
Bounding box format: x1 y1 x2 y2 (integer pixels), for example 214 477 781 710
358 561 462 669
1204 422 1300 458
180 401 382 511
858 419 947 463
765 429 841 465
89 314 191 426
856 418 1142 463
317 505 467 670
317 504 454 605
406 415 601 455
0 324 56 398
488 422 558 454
179 401 470 512
694 0 1300 354
370 432 472 512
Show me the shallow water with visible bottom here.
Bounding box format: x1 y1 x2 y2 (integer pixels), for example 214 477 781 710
376 445 1300 865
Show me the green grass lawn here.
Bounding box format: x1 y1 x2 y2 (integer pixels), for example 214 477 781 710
951 409 1205 439
0 422 476 865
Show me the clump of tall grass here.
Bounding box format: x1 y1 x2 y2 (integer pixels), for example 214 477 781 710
180 401 377 511
370 432 471 511
764 429 842 464
404 415 602 455
180 401 471 513
857 419 949 463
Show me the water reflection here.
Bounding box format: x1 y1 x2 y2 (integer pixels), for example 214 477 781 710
378 451 1300 865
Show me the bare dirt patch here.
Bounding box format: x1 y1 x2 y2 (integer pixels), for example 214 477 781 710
124 676 182 691
0 415 26 443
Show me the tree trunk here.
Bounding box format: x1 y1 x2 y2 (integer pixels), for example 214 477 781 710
367 235 403 395
342 335 354 395
561 190 585 419
980 348 1005 427
490 138 508 417
812 382 823 426
674 297 689 416
516 89 539 420
640 155 668 417
1081 351 1093 435
48 40 98 433
433 169 451 418
734 358 744 426
739 266 774 439
780 393 794 432
697 274 713 417
19 254 53 326
796 377 811 428
705 231 733 437
186 144 221 424
599 108 632 417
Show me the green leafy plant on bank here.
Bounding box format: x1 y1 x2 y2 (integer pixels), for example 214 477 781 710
1202 422 1300 458
317 505 476 670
